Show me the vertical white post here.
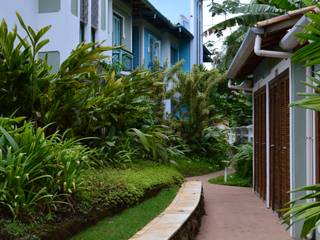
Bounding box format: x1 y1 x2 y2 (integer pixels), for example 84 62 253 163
266 83 270 208
306 67 314 188
252 90 255 192
224 167 228 183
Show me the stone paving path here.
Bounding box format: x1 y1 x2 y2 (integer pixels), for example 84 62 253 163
188 171 292 240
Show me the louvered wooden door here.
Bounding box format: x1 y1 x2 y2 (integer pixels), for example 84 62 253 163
269 72 290 213
254 87 266 200
316 112 320 183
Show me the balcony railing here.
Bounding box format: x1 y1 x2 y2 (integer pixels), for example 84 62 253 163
112 48 133 72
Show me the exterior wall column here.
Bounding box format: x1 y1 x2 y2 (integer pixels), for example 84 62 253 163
289 62 307 239
266 83 270 208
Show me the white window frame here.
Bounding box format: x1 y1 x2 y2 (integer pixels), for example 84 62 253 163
148 34 161 61
113 10 126 40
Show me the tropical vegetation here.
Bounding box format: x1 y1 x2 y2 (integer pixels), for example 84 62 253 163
206 0 317 71
209 142 253 187
0 12 251 239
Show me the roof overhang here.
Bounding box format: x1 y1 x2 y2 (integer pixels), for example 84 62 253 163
131 0 194 39
227 6 318 79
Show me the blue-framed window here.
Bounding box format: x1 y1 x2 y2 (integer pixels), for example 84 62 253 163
113 13 123 46
171 47 179 65
148 34 160 67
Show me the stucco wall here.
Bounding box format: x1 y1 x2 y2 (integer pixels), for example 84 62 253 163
0 0 113 67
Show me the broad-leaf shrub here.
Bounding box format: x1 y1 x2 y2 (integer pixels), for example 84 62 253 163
200 126 233 165
0 117 91 220
0 14 52 119
232 143 252 181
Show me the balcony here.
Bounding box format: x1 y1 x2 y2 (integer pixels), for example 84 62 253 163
112 48 133 72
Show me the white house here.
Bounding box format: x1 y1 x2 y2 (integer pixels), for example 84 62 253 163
0 0 206 73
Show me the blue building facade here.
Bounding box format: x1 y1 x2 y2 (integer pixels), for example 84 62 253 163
111 0 205 73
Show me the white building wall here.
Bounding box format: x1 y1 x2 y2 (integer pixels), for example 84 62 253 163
38 0 80 62
0 0 113 66
189 0 203 66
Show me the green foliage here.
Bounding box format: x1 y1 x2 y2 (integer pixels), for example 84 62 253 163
71 186 179 240
232 143 253 180
0 14 52 118
170 66 222 147
76 163 183 210
209 173 252 187
170 154 223 177
282 184 320 238
207 0 311 37
200 126 233 163
0 117 92 220
128 125 183 163
292 9 320 66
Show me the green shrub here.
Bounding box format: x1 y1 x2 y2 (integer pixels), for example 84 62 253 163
0 117 92 220
209 173 251 187
201 126 233 163
232 143 252 181
170 154 223 177
76 163 183 211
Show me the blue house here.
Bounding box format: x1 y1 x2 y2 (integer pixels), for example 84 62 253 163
131 1 193 72
111 0 207 115
111 0 207 73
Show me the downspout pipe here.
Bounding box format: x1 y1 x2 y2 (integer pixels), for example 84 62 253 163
253 28 291 59
280 16 310 51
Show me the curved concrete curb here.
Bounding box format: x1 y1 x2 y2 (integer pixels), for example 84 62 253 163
130 181 204 240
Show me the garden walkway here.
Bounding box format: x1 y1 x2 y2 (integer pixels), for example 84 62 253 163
188 171 291 240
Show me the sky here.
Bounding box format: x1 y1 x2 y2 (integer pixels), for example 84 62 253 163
148 0 190 23
149 0 250 67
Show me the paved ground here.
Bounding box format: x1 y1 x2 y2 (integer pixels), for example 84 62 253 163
188 171 291 240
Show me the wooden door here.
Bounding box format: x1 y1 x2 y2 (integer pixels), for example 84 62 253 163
316 112 320 183
269 72 290 213
254 87 266 200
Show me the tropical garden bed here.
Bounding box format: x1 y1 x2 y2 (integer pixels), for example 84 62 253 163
0 14 252 239
0 164 182 240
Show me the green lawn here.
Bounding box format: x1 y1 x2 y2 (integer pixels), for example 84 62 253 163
71 186 179 240
172 155 222 177
208 173 251 187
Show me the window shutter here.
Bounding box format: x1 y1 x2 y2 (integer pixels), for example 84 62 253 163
80 0 88 23
91 0 99 29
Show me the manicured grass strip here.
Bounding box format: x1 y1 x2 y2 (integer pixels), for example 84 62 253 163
208 173 251 187
71 186 179 240
172 156 222 177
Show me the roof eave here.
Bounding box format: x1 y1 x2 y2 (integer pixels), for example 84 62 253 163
227 29 256 79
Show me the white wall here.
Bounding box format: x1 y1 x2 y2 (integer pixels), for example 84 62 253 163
0 0 113 64
0 0 38 32
189 0 203 66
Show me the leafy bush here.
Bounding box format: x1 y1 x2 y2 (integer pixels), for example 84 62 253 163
76 163 183 211
0 117 92 220
200 126 233 163
0 14 52 118
209 173 251 187
128 125 186 163
170 154 223 177
232 143 253 180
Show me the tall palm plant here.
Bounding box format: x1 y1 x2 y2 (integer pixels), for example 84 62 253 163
207 0 309 36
